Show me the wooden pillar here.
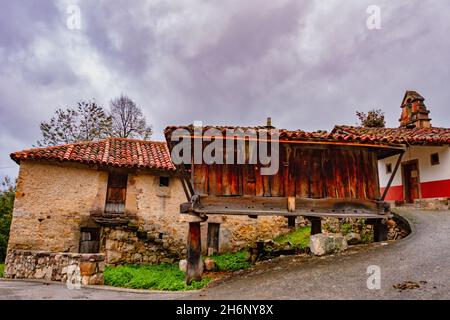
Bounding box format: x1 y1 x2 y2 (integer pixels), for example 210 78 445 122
373 219 388 242
310 217 322 235
207 223 220 256
287 216 296 227
186 222 203 285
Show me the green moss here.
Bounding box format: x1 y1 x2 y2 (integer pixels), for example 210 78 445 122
0 264 4 278
340 223 353 235
104 264 210 291
274 226 311 250
211 251 251 271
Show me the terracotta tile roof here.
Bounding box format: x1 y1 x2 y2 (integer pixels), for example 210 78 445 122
332 125 450 145
164 125 403 147
10 138 176 171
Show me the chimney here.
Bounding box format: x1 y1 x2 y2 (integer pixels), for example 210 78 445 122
265 117 275 129
399 90 432 128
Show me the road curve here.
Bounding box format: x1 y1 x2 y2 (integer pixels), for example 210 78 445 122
0 209 448 300
187 209 450 300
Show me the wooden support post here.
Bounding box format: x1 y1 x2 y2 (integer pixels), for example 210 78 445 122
186 222 203 285
309 217 322 235
207 223 220 256
287 196 296 212
373 219 388 242
287 216 296 227
381 151 404 201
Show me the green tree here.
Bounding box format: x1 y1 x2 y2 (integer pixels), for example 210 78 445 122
356 109 386 128
0 177 15 262
37 100 113 146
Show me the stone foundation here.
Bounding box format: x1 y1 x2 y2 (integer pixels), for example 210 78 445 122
4 250 105 285
101 226 186 265
389 198 450 210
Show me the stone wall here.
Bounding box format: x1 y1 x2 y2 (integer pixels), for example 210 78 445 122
388 198 450 210
7 160 291 267
102 226 186 265
7 161 108 252
4 250 105 285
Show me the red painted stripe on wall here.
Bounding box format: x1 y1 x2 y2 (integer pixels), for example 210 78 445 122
380 185 403 201
421 179 450 198
380 178 450 201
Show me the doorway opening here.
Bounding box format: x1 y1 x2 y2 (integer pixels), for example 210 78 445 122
401 160 421 204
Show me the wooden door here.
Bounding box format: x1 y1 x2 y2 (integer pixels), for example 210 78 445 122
402 160 420 203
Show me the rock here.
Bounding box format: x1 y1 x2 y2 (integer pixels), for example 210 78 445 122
204 258 216 271
79 262 97 276
106 251 122 264
386 219 397 228
345 232 361 245
309 233 348 256
179 259 187 273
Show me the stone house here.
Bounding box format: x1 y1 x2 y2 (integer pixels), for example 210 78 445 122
5 137 290 281
333 91 450 208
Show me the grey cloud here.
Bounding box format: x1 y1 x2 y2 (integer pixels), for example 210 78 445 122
1 0 450 180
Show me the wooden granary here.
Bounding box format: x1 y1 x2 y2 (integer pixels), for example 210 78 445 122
164 122 405 283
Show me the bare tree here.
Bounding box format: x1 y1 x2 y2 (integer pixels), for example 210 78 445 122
110 95 152 139
37 100 112 146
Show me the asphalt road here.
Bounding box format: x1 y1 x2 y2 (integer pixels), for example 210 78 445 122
189 209 450 299
0 209 449 300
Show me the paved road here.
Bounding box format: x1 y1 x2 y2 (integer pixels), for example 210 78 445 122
0 280 190 300
1 209 449 299
189 209 450 299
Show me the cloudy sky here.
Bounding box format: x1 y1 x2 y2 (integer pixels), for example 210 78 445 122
1 0 450 179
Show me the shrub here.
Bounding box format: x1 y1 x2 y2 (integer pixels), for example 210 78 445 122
0 264 4 278
211 251 251 271
340 223 353 235
0 177 15 262
274 226 311 250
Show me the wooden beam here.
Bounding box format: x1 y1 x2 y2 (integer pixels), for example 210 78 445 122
287 196 296 212
373 219 388 242
186 222 203 285
287 216 296 227
176 134 406 150
381 151 404 201
309 217 322 235
187 195 391 218
178 164 195 198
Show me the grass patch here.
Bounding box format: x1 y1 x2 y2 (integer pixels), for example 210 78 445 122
0 264 4 278
340 222 353 235
104 264 210 291
274 226 311 250
211 251 251 271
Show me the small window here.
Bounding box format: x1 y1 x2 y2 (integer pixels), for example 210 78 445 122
159 176 170 187
79 227 100 253
105 173 128 214
431 153 440 166
386 163 393 174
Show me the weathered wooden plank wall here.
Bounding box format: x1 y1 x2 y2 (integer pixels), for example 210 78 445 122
192 144 381 200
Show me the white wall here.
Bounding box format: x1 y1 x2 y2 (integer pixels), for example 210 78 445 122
378 145 450 187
